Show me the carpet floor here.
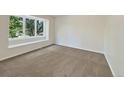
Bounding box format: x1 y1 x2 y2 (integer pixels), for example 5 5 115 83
0 45 113 77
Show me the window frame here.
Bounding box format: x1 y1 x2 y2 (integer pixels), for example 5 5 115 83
8 15 49 48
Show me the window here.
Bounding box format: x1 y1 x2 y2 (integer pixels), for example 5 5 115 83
9 16 23 38
9 15 49 48
36 20 44 36
25 18 35 37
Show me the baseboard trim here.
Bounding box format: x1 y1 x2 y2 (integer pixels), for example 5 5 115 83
104 52 116 77
1 43 115 77
56 43 104 54
0 44 55 61
55 43 115 76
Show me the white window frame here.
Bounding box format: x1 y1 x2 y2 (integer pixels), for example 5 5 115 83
8 15 49 48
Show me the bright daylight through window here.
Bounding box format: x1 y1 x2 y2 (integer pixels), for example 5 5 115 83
9 15 49 48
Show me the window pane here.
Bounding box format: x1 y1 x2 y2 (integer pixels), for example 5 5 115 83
37 20 44 36
9 16 23 38
25 18 35 37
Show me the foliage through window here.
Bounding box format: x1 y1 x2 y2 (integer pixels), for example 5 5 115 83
9 15 46 39
37 20 44 36
9 16 23 38
25 18 35 36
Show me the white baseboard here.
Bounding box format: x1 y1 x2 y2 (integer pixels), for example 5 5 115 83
0 43 54 61
0 55 16 61
104 52 116 77
0 42 116 77
56 43 116 76
56 43 104 54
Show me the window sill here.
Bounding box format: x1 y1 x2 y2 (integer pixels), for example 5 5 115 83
9 36 45 41
8 39 48 48
8 36 48 48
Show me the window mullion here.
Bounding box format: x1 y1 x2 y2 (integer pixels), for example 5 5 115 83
35 19 37 36
43 20 46 37
23 17 26 37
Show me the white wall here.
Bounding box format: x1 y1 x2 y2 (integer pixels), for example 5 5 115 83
0 15 55 61
55 16 106 53
104 16 124 76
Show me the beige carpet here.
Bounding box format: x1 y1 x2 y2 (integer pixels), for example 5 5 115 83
0 45 112 77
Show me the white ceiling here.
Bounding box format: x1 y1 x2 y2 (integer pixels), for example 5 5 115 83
50 15 64 18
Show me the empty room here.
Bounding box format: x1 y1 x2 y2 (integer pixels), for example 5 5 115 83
0 15 123 77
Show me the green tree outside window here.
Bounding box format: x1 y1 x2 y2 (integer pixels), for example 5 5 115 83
9 16 23 38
